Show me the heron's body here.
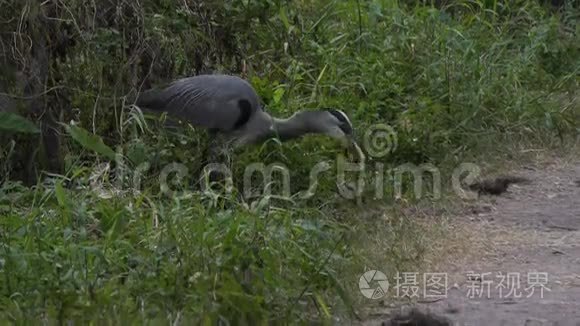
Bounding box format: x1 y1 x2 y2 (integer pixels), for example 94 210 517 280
136 75 266 144
136 74 364 160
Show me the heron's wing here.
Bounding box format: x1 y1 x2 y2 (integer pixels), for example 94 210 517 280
135 75 260 131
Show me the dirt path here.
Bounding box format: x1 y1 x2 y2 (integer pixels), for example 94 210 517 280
363 156 580 325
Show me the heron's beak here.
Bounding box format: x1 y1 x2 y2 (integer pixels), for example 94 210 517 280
344 135 366 164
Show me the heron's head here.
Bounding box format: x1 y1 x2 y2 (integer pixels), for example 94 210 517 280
320 108 365 163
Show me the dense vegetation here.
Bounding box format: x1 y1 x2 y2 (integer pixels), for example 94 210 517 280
0 0 578 323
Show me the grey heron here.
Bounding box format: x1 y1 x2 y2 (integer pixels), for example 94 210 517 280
135 74 365 161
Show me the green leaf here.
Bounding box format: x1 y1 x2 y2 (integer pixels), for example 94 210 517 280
65 124 116 160
273 87 285 104
0 112 40 134
55 181 67 208
279 6 290 31
314 292 331 318
55 180 71 223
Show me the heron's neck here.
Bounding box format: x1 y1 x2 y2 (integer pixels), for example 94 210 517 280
270 111 326 141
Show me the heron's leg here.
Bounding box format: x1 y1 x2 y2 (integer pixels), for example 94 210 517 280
203 130 234 184
199 131 243 204
206 128 221 166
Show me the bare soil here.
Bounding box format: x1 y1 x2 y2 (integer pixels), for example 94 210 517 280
362 154 580 326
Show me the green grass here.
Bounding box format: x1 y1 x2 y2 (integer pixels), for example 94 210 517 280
0 170 434 323
0 0 578 323
2 181 319 322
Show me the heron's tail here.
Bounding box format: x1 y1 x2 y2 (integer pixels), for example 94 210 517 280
130 85 184 129
134 88 168 112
